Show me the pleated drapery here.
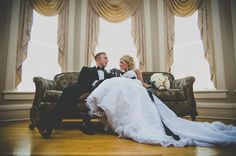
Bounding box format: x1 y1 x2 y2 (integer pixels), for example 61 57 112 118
88 0 143 23
86 0 145 70
29 0 65 16
165 0 203 17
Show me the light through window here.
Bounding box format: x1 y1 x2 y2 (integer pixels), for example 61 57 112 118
93 18 139 70
171 12 215 90
17 11 61 91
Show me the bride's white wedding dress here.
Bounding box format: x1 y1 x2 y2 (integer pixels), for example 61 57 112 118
86 70 236 147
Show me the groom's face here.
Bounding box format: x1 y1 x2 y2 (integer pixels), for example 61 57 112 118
97 54 108 67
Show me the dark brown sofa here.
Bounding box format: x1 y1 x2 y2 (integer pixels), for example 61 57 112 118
29 72 198 136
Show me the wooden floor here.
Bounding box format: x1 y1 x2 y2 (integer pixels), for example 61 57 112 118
0 118 235 156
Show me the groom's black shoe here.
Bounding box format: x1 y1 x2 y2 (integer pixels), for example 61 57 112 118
37 119 53 139
81 121 95 135
39 128 52 139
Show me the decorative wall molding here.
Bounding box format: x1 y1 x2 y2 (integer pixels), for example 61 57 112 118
197 102 236 120
194 90 228 99
1 91 235 122
0 92 34 122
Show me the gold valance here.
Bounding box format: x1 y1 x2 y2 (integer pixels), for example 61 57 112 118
165 0 203 17
88 0 143 23
30 0 65 16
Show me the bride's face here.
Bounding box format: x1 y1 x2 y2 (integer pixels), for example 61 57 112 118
119 60 128 71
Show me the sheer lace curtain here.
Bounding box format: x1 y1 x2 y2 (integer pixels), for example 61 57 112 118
164 0 216 86
86 0 145 70
131 3 145 70
16 0 68 88
164 4 175 73
198 0 216 87
16 0 33 87
86 5 100 66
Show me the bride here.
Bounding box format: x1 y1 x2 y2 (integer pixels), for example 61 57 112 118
86 55 236 147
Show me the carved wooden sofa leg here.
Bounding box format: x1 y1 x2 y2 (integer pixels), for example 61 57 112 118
191 115 196 121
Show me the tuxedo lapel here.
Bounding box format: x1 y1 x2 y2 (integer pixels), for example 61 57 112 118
104 70 109 79
91 66 99 80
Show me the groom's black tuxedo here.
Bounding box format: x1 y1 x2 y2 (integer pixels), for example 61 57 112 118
56 66 114 114
45 66 115 132
77 66 114 92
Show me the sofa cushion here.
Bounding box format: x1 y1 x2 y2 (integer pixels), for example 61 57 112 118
44 90 62 102
44 90 90 103
152 89 185 101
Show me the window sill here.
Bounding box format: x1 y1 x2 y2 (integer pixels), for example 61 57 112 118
2 91 35 100
194 90 228 99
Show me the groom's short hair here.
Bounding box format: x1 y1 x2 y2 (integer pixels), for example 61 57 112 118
95 52 106 61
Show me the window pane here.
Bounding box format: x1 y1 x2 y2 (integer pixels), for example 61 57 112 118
17 11 61 91
93 18 139 70
171 12 215 91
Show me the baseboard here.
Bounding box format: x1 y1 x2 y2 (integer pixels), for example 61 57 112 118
0 106 31 121
1 92 33 121
196 102 236 120
197 115 236 121
0 118 29 123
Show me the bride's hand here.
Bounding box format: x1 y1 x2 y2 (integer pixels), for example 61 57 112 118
143 83 151 88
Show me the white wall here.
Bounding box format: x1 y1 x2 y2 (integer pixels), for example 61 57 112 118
0 0 11 105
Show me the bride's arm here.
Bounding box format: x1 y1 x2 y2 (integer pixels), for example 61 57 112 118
134 69 151 88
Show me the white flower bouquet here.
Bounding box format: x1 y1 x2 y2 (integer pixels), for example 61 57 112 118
150 73 170 90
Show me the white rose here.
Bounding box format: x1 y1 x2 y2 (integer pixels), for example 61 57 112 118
154 81 162 88
164 80 170 89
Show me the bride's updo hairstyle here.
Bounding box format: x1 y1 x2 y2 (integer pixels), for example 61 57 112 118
120 55 135 70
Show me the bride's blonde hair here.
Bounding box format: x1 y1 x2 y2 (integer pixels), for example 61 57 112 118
120 55 135 70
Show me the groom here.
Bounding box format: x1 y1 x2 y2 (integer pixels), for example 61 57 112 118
38 52 115 138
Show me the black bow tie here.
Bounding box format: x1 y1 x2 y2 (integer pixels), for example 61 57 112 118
96 66 105 71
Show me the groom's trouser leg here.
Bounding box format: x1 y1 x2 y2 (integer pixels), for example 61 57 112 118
51 86 82 128
147 88 154 102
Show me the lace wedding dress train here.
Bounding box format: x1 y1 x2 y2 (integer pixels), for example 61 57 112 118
86 72 236 147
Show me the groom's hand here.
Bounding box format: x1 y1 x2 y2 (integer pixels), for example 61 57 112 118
109 68 124 77
92 80 104 90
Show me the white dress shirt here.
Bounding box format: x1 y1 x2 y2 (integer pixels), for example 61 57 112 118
92 67 105 86
97 69 105 80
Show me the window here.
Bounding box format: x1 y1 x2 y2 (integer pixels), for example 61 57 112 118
171 12 215 90
93 18 139 69
17 11 61 91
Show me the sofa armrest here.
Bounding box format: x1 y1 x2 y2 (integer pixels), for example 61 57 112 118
32 77 57 108
172 76 198 117
172 76 195 90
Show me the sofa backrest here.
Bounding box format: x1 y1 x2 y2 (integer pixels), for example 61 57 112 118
54 72 79 90
53 71 175 91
